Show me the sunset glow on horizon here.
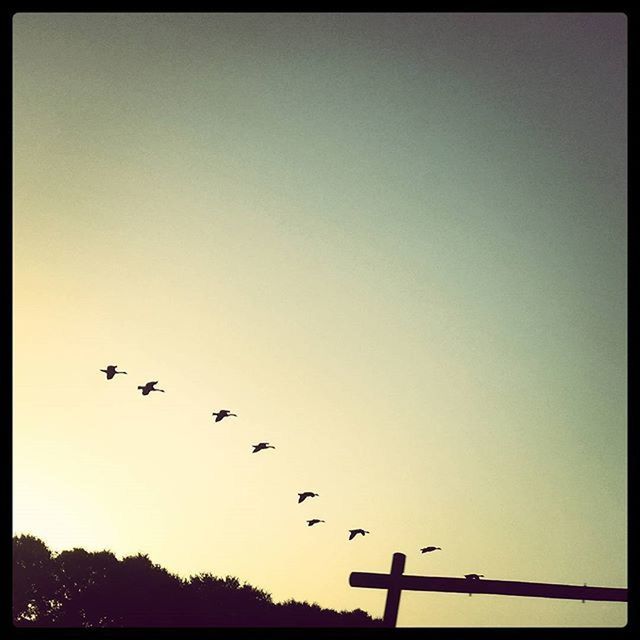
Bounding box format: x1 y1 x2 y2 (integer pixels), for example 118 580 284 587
13 12 626 627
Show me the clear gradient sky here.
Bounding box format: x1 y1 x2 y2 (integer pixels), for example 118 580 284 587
13 13 626 627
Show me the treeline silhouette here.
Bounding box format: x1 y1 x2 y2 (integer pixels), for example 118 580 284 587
13 534 381 627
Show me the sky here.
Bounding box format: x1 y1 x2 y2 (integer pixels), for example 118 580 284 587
13 12 627 627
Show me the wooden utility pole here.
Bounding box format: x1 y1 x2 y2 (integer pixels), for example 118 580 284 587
349 552 627 628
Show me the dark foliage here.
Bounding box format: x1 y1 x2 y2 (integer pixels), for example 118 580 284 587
13 535 381 627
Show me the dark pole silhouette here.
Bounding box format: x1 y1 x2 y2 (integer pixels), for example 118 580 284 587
350 552 628 628
297 492 319 503
100 365 127 379
137 381 165 396
212 410 237 422
382 552 405 628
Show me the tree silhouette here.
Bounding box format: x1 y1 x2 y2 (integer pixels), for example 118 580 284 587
186 573 274 626
13 534 58 624
54 547 121 625
13 535 381 627
274 598 377 627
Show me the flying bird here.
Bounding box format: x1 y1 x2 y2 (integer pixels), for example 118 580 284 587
100 365 127 380
137 381 165 396
306 519 325 526
298 492 319 503
348 529 370 540
212 409 237 422
420 546 442 554
251 442 275 453
464 574 484 580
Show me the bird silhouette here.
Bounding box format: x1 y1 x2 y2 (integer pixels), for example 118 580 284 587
100 365 127 380
212 409 237 422
464 574 484 580
306 519 325 526
137 381 165 396
298 492 319 503
348 529 370 540
420 546 442 553
251 442 275 453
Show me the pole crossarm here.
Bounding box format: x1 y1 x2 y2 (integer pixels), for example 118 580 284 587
350 553 626 627
349 571 628 603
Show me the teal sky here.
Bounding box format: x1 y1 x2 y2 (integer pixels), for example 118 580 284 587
13 13 626 627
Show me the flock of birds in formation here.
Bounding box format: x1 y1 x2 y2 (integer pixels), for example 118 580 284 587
100 364 485 580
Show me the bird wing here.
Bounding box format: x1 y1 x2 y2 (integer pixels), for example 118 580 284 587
348 531 356 540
